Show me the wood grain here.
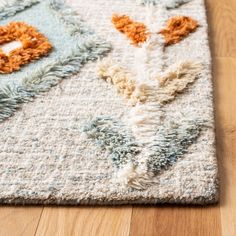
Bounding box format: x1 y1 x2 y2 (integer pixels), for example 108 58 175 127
206 0 236 57
0 207 42 236
214 58 236 236
130 206 221 236
35 207 132 236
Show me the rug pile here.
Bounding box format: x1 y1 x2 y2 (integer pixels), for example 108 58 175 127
0 0 218 205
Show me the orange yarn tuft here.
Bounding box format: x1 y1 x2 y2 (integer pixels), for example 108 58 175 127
112 14 150 46
0 22 52 74
159 16 198 46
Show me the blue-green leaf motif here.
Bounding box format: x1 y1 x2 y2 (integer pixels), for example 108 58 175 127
138 0 192 9
83 117 202 177
83 117 141 168
147 120 202 174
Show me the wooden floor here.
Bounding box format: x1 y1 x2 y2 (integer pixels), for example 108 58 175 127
1 0 236 235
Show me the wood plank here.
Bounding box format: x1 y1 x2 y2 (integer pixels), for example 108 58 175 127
213 57 236 129
205 0 236 57
36 206 132 236
0 207 43 236
218 129 236 236
130 206 221 236
214 57 236 236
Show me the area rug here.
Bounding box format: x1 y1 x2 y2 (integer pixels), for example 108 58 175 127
0 0 218 205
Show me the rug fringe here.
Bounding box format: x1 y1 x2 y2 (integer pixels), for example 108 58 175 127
115 162 156 190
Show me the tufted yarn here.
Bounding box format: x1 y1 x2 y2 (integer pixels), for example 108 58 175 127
159 16 198 46
112 14 150 46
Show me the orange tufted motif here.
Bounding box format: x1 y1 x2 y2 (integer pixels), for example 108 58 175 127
112 14 150 46
159 16 198 46
0 22 52 74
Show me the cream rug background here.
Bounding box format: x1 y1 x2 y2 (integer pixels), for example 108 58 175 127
0 0 218 205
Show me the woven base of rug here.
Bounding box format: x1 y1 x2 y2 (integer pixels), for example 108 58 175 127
0 0 218 205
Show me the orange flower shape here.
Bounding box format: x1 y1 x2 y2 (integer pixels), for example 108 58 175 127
159 16 198 46
0 22 52 74
112 14 150 46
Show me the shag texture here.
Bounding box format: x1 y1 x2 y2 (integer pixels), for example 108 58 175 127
97 59 148 105
0 21 52 74
112 14 150 46
156 61 202 103
48 0 93 36
159 16 199 46
147 120 202 174
0 0 39 20
0 0 111 122
96 57 202 188
83 117 141 168
83 117 203 190
137 0 191 9
97 59 136 101
98 59 201 105
0 0 218 205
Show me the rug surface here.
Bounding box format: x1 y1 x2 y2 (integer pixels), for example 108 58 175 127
0 0 218 205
